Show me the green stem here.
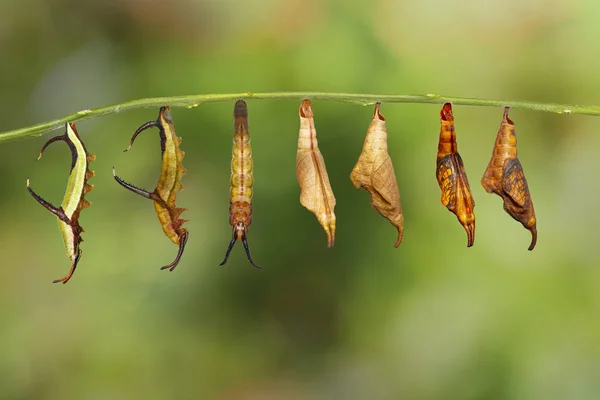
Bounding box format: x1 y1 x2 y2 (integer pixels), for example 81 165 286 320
2 92 599 143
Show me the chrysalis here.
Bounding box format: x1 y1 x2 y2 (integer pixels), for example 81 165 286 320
296 99 337 247
350 103 404 247
113 106 189 271
436 103 476 247
481 107 537 250
27 122 95 284
220 100 261 268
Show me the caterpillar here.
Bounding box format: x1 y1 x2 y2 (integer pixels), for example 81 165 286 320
481 107 537 250
436 103 476 247
26 122 95 284
220 99 261 268
113 106 189 271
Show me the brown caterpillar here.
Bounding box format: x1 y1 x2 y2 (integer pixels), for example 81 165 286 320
220 99 261 268
436 103 476 247
113 106 189 271
481 107 537 250
27 122 95 284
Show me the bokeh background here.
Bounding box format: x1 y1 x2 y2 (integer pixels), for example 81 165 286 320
1 0 600 398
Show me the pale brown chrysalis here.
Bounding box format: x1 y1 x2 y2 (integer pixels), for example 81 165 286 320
350 103 404 247
296 99 337 247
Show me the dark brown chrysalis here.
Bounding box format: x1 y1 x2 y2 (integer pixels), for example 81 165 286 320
481 107 537 250
436 103 476 247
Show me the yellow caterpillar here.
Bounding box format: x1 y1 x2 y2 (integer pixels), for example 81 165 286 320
220 100 261 268
27 122 95 283
113 106 189 271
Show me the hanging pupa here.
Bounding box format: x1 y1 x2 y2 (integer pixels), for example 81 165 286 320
436 103 476 247
220 99 261 268
113 106 189 271
481 106 537 250
296 99 337 247
350 103 404 247
26 122 95 283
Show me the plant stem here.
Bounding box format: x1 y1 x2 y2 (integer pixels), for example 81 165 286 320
2 92 599 143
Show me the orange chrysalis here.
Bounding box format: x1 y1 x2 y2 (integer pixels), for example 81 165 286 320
481 107 537 250
436 103 476 247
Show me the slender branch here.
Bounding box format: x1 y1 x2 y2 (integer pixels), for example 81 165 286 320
2 92 599 143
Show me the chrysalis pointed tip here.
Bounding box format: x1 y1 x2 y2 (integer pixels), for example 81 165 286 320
441 103 453 121
464 223 475 247
528 227 537 251
394 228 403 248
373 103 385 121
503 106 514 125
326 231 335 248
300 99 313 118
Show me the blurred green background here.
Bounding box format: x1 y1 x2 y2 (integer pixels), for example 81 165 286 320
1 0 600 398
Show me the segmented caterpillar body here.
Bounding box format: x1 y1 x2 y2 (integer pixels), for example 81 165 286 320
113 106 189 271
481 107 537 250
220 100 261 268
27 122 95 283
436 103 476 247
